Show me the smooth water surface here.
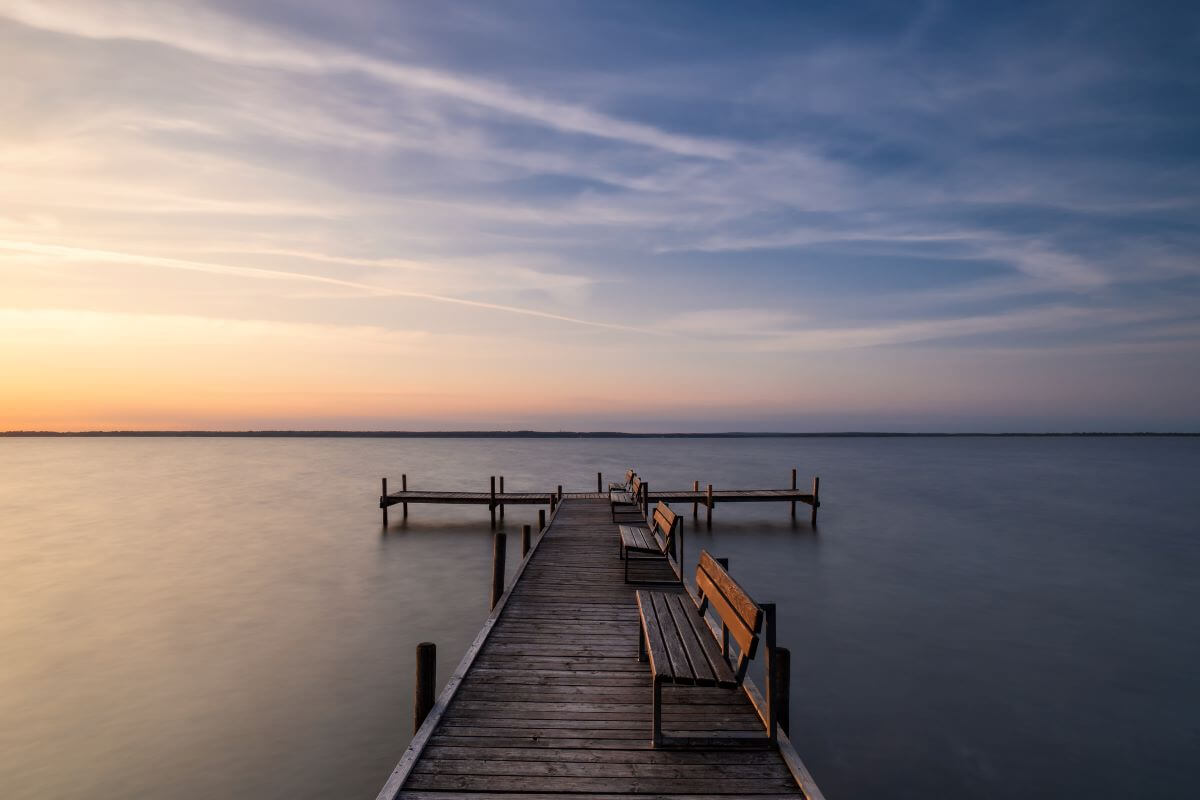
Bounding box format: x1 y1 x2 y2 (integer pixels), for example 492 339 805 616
2 437 1198 799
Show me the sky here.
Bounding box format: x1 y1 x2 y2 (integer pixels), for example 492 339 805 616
2 0 1198 432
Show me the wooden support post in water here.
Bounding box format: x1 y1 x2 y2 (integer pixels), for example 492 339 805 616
491 532 507 609
812 475 820 526
402 473 408 518
642 481 650 518
499 475 505 521
521 524 531 557
763 602 778 744
773 646 792 736
489 476 496 529
381 477 388 526
413 642 436 734
706 483 714 529
597 471 602 493
557 484 563 500
692 479 699 519
538 508 546 532
549 493 556 513
791 468 797 519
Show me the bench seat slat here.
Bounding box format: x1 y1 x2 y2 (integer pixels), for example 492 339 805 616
669 593 738 688
637 591 738 690
636 591 672 681
618 525 657 552
650 592 697 685
662 593 717 687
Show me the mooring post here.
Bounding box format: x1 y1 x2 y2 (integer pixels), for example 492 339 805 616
381 477 388 526
549 493 556 513
706 483 714 528
402 473 408 518
521 524 531 557
557 484 563 501
597 471 602 493
414 642 436 734
791 468 798 519
773 646 792 736
538 508 546 532
642 481 650 518
499 475 505 521
692 479 699 519
763 602 778 744
811 476 820 526
491 531 507 609
489 476 496 529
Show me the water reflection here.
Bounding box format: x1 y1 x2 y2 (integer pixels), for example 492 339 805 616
1 436 1198 799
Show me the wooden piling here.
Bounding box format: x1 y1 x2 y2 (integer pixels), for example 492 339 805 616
402 473 408 518
811 476 820 526
549 493 556 513
763 602 778 744
692 479 699 519
557 484 563 500
597 472 602 493
642 481 650 518
521 524 531 557
381 477 388 526
499 476 505 520
491 532 507 609
706 483 713 528
413 642 436 734
773 646 792 736
489 476 496 529
538 508 546 532
791 468 797 519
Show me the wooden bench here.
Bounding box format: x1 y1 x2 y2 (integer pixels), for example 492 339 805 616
618 501 682 585
608 468 636 493
610 475 645 521
635 550 772 747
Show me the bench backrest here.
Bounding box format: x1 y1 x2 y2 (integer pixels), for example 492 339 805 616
695 549 763 684
649 502 679 554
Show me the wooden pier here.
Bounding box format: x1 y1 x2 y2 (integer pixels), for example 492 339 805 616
380 470 821 528
375 497 825 800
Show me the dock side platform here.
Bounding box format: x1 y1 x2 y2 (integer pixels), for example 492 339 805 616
376 498 823 799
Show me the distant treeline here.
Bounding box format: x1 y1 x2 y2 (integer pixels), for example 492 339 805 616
2 430 1196 438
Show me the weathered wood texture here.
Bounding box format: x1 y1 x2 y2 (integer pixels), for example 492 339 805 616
387 499 811 799
380 488 818 507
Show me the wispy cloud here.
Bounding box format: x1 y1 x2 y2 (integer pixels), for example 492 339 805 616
1 0 1196 428
0 0 736 158
0 240 654 334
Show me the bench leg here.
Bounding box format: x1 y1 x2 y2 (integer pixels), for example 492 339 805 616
652 677 663 748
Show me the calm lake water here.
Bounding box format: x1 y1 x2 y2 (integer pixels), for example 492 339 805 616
2 436 1198 799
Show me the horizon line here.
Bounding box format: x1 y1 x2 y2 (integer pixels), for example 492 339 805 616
2 430 1197 438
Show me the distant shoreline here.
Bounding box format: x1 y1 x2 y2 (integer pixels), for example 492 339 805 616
2 430 1197 438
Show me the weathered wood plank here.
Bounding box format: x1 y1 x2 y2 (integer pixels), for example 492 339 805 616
377 498 817 800
402 774 799 793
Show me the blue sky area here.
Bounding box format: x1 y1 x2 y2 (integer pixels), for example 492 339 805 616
1 1 1198 431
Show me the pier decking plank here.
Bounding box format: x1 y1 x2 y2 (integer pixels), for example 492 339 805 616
384 499 811 799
